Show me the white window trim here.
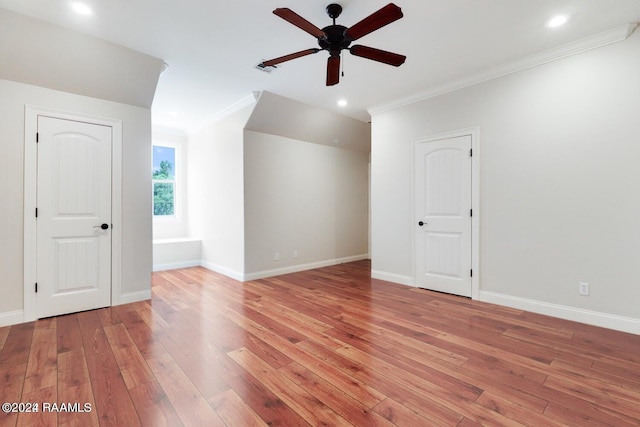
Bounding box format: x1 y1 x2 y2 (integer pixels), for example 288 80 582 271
152 140 183 223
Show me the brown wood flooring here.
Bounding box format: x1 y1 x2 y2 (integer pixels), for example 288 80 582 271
1 260 640 426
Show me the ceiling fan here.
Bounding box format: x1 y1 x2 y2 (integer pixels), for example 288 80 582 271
259 3 406 86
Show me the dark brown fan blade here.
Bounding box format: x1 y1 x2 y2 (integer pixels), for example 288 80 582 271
349 45 406 66
261 49 320 67
345 3 403 41
326 55 340 86
273 8 326 39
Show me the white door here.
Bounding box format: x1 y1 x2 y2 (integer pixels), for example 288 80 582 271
36 116 113 318
415 135 472 297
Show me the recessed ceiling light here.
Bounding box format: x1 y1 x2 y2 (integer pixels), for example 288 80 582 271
546 15 569 28
337 99 348 107
168 111 179 117
71 2 93 15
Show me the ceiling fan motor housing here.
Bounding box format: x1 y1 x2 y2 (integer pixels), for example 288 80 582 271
319 25 352 57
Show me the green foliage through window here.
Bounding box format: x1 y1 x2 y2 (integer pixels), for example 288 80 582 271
153 160 173 180
152 146 176 216
154 183 174 216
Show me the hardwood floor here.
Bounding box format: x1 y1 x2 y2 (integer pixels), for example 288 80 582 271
1 260 640 426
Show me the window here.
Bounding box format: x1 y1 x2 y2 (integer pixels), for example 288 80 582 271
152 145 176 216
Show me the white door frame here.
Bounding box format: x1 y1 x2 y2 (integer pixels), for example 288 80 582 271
23 105 123 322
414 126 480 299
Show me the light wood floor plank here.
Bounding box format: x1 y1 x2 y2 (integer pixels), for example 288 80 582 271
229 347 350 426
146 352 225 427
23 318 57 394
77 310 141 426
57 348 99 427
0 326 11 352
372 396 458 427
208 388 268 427
278 361 395 427
103 323 155 390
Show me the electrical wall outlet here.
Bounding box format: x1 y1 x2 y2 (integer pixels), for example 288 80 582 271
274 252 280 261
579 282 589 296
293 250 298 258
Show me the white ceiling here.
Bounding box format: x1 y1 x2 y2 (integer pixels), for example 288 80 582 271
0 0 638 133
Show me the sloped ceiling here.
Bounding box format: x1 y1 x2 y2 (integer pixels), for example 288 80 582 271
246 91 370 152
0 8 163 108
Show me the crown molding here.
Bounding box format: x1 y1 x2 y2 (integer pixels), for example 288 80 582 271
368 23 638 117
187 92 259 136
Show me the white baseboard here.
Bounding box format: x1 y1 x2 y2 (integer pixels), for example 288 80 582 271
0 310 24 327
242 254 370 282
118 290 152 305
153 260 201 272
480 291 640 335
0 294 152 327
371 270 415 287
153 237 201 244
200 261 245 282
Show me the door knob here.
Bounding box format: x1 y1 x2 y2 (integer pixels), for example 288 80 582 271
94 223 109 230
418 221 426 227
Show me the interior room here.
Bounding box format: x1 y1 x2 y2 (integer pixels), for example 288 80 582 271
1 0 639 425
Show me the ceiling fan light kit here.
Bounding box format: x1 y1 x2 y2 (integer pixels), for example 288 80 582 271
259 3 406 86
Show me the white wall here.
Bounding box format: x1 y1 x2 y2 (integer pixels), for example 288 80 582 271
243 131 369 276
187 106 253 279
371 32 640 330
152 238 201 272
187 92 371 281
0 78 153 321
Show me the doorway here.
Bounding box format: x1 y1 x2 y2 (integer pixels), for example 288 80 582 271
24 107 123 321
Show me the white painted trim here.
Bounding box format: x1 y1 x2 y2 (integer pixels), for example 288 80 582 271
200 261 245 282
480 291 640 336
368 23 638 117
371 270 415 287
23 105 123 321
0 310 24 328
153 237 201 244
243 254 370 282
413 126 481 299
111 120 123 307
153 261 201 272
187 93 257 136
118 290 152 305
23 108 38 323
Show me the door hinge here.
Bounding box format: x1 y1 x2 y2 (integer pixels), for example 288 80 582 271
470 269 473 278
470 209 473 217
35 282 38 293
35 208 38 218
469 148 472 157
36 132 39 143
